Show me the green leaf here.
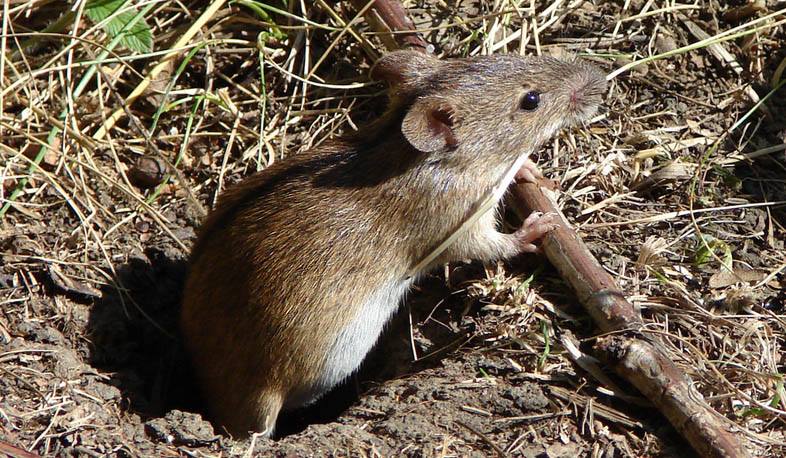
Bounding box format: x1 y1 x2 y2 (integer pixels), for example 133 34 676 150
112 11 152 53
85 0 124 22
537 320 550 370
235 0 286 41
740 406 766 418
650 267 670 284
85 0 153 53
694 234 733 272
513 264 543 301
712 164 742 190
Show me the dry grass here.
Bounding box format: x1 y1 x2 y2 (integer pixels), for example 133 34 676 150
1 0 785 456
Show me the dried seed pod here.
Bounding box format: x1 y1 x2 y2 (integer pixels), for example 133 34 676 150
128 156 167 189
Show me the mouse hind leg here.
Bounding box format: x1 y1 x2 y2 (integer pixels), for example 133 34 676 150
215 388 284 438
251 390 285 438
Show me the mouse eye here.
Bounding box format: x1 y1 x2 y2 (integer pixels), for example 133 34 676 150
519 91 540 111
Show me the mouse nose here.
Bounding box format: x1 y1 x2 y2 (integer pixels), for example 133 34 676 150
565 66 607 122
571 69 607 108
570 88 580 106
569 85 590 111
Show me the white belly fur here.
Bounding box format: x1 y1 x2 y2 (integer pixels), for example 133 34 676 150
285 278 414 408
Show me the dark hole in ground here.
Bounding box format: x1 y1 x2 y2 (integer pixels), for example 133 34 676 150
85 245 487 439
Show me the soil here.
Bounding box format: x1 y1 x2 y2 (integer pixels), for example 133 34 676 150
2 1 786 457
2 247 676 456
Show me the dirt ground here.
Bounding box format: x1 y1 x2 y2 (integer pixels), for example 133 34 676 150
2 1 786 457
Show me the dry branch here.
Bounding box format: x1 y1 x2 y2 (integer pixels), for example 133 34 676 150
0 439 39 458
512 183 752 458
350 0 429 51
349 1 754 457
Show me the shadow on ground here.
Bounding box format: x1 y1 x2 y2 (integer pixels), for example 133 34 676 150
734 54 786 231
87 248 197 419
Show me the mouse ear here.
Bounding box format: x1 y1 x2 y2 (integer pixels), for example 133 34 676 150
371 50 440 90
401 97 458 153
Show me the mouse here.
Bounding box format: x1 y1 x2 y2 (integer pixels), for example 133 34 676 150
180 49 607 437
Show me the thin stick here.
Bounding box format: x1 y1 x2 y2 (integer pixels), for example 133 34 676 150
455 420 508 457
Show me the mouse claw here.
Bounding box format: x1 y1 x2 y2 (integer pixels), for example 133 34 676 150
514 212 559 253
514 158 559 190
514 157 544 184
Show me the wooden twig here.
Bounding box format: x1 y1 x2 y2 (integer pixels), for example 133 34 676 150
348 1 753 457
455 420 508 457
0 439 40 458
349 0 429 51
512 183 751 458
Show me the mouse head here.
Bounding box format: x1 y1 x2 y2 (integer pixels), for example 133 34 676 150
372 50 607 166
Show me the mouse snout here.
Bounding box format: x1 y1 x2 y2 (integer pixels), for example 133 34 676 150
567 66 607 120
569 84 599 110
569 88 581 107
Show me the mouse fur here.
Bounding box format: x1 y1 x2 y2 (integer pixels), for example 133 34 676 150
180 50 607 437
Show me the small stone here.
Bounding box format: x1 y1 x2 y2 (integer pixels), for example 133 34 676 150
145 410 216 446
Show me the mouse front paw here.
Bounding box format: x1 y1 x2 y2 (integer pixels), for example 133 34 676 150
514 157 544 184
514 157 558 190
514 211 559 253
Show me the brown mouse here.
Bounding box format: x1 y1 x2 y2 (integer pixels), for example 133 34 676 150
180 50 606 437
